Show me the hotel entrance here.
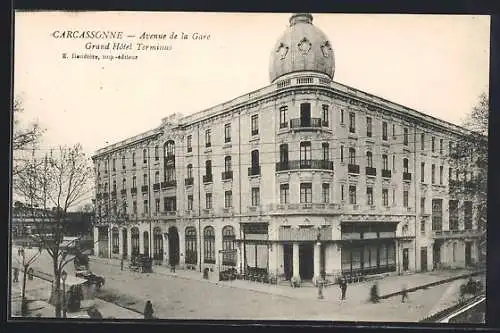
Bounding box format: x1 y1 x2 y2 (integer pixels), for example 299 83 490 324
299 243 314 280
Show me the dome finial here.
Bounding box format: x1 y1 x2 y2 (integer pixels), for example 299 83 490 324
289 13 313 26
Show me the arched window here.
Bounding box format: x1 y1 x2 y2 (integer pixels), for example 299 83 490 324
112 227 119 254
366 151 373 168
382 154 388 170
131 227 140 256
185 227 197 265
154 145 159 161
203 226 215 264
222 226 236 266
132 152 136 166
153 227 163 261
112 158 116 171
143 149 148 164
143 231 149 256
224 156 232 172
403 158 409 173
349 148 356 165
165 140 175 157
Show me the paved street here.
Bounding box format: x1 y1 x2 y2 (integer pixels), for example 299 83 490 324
10 246 483 321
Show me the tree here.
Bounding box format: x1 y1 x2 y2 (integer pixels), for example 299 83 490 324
13 144 93 318
448 93 488 262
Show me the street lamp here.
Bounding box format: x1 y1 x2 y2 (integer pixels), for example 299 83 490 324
61 270 67 318
316 228 324 299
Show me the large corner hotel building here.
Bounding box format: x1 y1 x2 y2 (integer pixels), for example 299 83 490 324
92 13 482 283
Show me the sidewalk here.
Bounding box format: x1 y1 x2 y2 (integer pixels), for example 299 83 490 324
88 255 480 304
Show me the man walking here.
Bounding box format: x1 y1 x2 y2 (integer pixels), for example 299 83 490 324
144 300 154 319
401 284 409 303
339 276 347 300
13 267 19 283
120 258 124 271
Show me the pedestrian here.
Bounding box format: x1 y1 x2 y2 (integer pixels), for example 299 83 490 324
144 300 154 319
339 276 347 300
28 267 34 280
170 263 176 273
13 267 19 283
401 284 408 303
120 258 124 271
370 282 380 303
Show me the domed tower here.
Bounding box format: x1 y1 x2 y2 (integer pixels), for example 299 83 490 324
269 13 335 84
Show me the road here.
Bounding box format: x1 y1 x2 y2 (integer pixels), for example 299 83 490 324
10 247 477 321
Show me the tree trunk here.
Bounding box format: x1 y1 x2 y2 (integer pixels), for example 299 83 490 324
51 260 62 318
21 266 28 316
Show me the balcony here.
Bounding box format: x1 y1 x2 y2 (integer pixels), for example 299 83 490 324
141 185 148 193
348 164 360 174
278 226 332 241
221 171 233 180
153 183 160 191
248 166 261 176
111 191 117 198
275 160 333 172
403 172 412 181
203 174 213 183
382 169 392 178
184 177 194 186
163 180 177 188
131 187 137 195
120 189 127 196
365 166 377 176
290 118 325 130
433 229 481 239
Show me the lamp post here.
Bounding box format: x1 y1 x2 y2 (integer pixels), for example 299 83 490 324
61 270 67 318
19 248 28 316
316 229 324 299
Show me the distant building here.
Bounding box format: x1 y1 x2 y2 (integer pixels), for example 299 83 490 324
92 13 483 282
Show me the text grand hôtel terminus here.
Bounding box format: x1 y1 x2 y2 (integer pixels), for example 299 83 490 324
92 13 481 283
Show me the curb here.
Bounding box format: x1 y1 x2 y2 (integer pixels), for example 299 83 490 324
419 294 485 322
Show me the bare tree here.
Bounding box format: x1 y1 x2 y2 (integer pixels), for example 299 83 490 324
13 144 93 318
449 93 488 262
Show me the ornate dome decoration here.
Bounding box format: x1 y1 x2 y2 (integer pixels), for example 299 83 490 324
269 13 335 83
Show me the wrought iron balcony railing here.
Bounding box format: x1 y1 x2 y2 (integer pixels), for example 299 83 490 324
153 183 160 191
141 185 148 193
403 172 412 181
131 187 137 195
275 160 333 171
184 177 194 186
203 174 213 183
222 171 233 180
365 166 377 176
348 164 360 174
248 166 261 176
120 189 127 196
382 169 392 178
290 117 323 129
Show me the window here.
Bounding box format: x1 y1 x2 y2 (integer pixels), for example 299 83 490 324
322 143 329 161
349 186 357 204
449 200 459 230
367 187 373 206
185 227 197 264
403 128 409 146
112 180 116 192
143 200 148 214
224 156 232 172
403 191 409 207
382 154 388 170
280 106 288 128
132 176 136 188
432 199 443 231
280 184 289 204
222 226 236 266
382 189 389 206
392 124 396 137
431 164 436 184
143 149 148 164
432 137 436 153
132 152 136 166
340 145 344 162
187 194 193 211
449 141 453 155
205 160 212 176
224 123 231 143
322 105 329 126
300 183 312 203
464 201 473 230
420 220 426 235
155 199 160 213
421 197 426 213
403 158 409 173
280 144 289 164
187 164 193 179
165 196 176 211
341 184 345 201
165 166 175 182
421 133 425 150
421 162 425 183
439 139 443 155
187 135 192 153
205 193 212 209
205 129 211 147
121 156 125 169
133 201 137 214
251 187 260 206
251 150 259 169
392 154 396 171
224 190 232 208
143 173 148 185
366 151 373 167
349 148 356 165
392 189 395 204
112 158 116 171
300 141 312 165
154 171 159 184
251 114 259 136
203 226 215 264
366 117 372 137
382 121 388 141
322 183 330 203
439 166 443 185
122 178 126 190
340 109 344 124
154 146 159 161
104 160 108 173
349 112 356 133
452 243 457 262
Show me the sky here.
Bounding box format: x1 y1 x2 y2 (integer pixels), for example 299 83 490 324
14 11 490 160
